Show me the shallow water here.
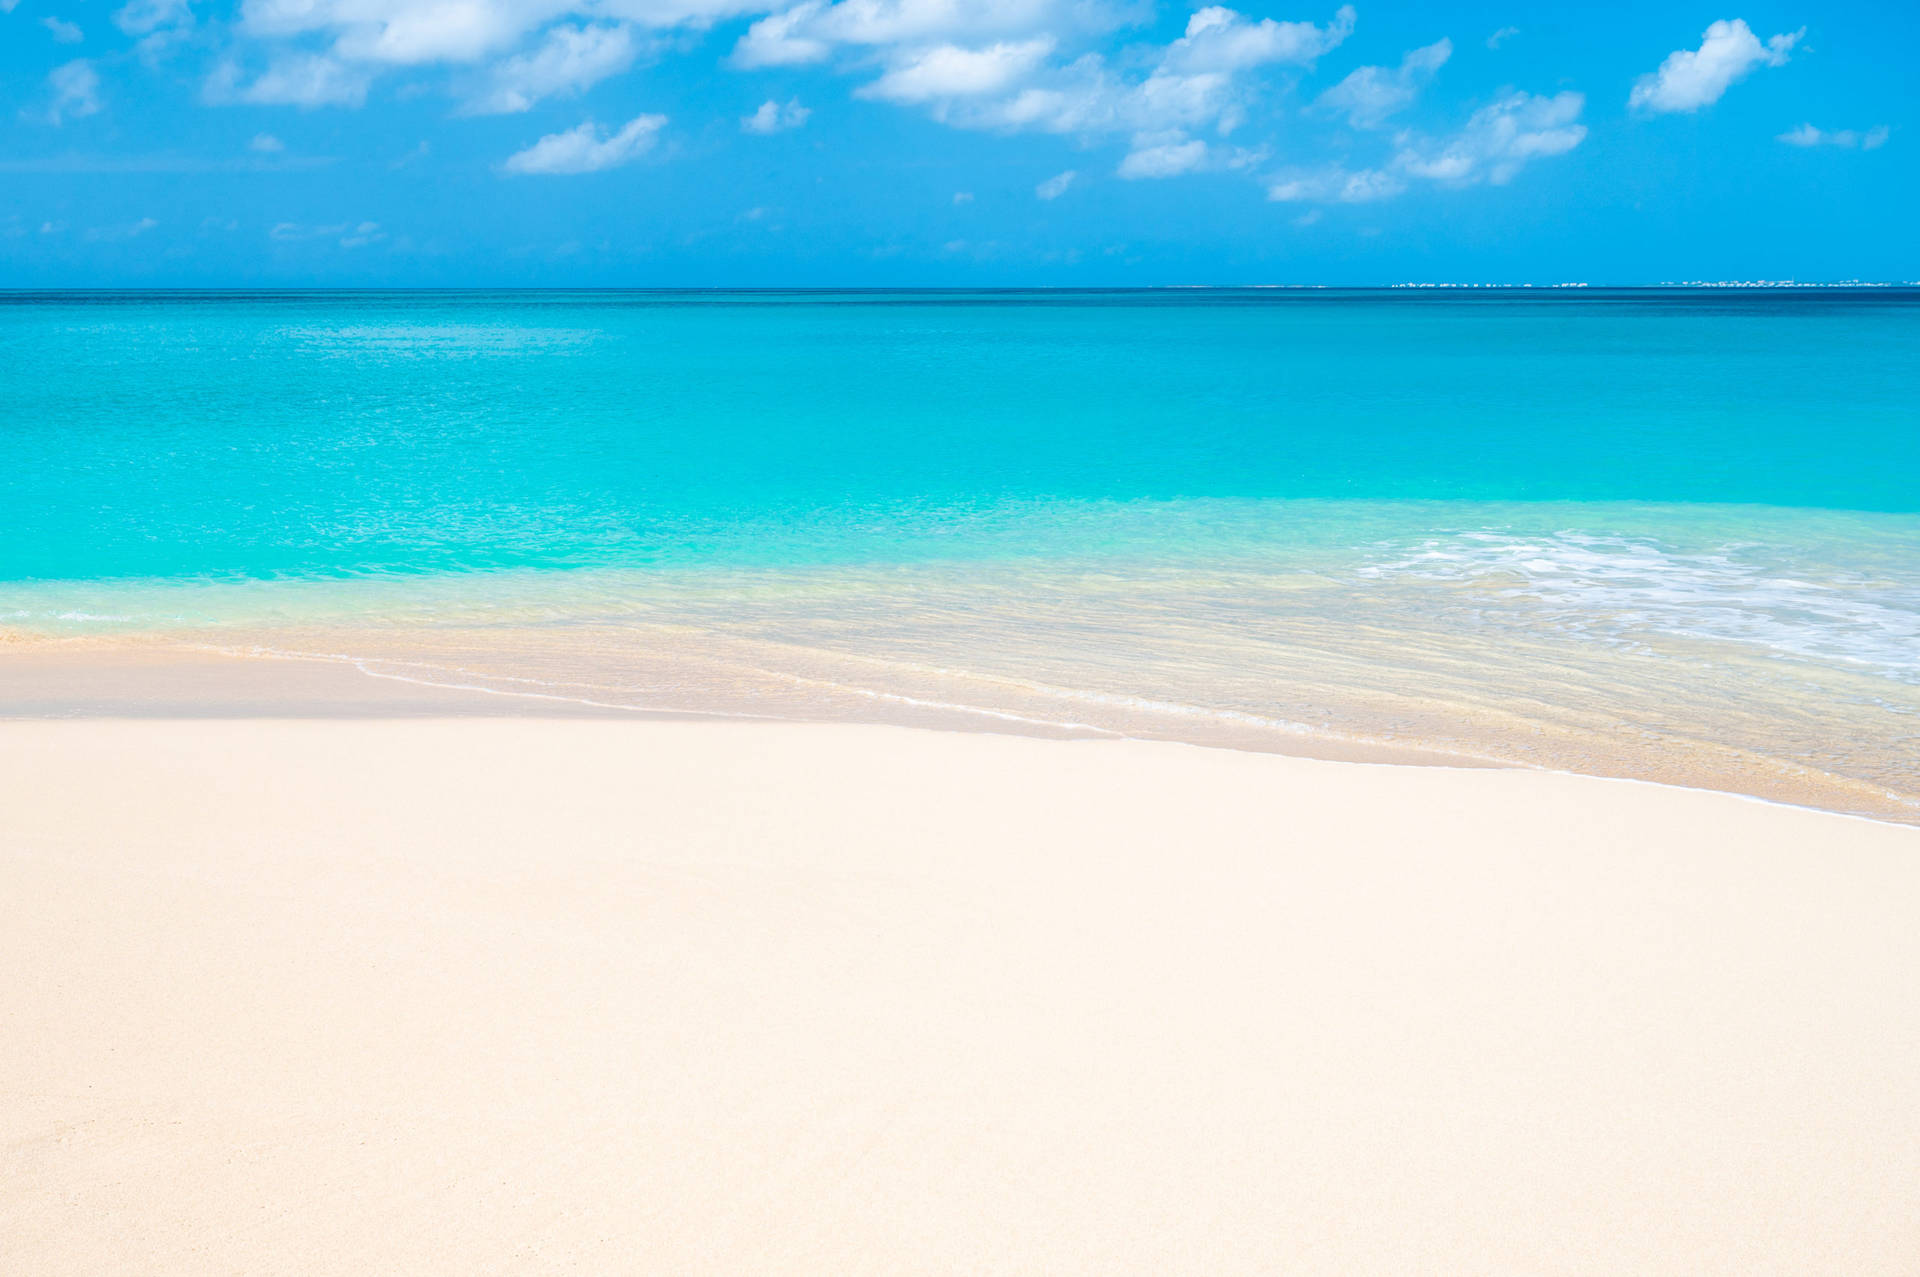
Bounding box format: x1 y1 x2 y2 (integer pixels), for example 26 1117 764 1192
4 291 1918 818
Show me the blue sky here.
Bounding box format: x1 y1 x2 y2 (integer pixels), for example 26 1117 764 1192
1 0 1912 285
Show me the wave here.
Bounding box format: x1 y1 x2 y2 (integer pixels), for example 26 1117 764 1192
1357 529 1920 684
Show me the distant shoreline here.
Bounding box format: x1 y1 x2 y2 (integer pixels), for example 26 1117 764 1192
6 283 1920 295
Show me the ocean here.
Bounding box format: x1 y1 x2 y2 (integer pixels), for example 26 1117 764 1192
4 288 1917 817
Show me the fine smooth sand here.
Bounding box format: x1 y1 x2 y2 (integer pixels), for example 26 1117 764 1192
5 717 1919 1274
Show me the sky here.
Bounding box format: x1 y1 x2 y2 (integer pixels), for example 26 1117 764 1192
1 0 1913 285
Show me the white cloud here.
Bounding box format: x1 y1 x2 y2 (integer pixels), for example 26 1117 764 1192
216 0 766 114
183 0 1601 207
742 97 811 132
1034 168 1075 199
858 39 1055 103
1317 37 1450 128
1160 3 1354 74
1276 87 1584 205
45 59 102 124
968 61 1216 136
114 0 191 36
234 0 741 68
115 0 195 60
730 0 1347 146
1117 132 1206 178
1397 89 1586 184
268 219 388 246
1266 166 1402 202
737 2 1356 184
1778 122 1891 150
199 0 1363 193
84 217 159 242
241 0 541 65
466 23 638 113
731 3 833 67
952 190 973 203
226 0 944 77
1629 19 1803 114
44 16 85 42
1486 26 1517 49
501 113 666 174
210 54 372 107
954 31 1322 138
250 131 286 151
733 0 1115 68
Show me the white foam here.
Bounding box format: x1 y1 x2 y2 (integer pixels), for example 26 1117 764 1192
1358 530 1920 684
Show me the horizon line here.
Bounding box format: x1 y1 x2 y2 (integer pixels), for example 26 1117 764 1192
4 282 1920 295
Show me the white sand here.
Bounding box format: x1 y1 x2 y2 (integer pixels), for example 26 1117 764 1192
4 718 1918 1273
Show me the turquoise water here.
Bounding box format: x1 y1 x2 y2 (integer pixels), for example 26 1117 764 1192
3 290 1918 817
4 289 1917 580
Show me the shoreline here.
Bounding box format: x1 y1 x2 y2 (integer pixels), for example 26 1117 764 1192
6 714 1920 1273
6 629 1916 826
0 629 1508 767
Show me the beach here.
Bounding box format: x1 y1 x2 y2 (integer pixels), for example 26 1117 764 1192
6 683 1920 1273
7 289 1920 1271
8 0 1918 1257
